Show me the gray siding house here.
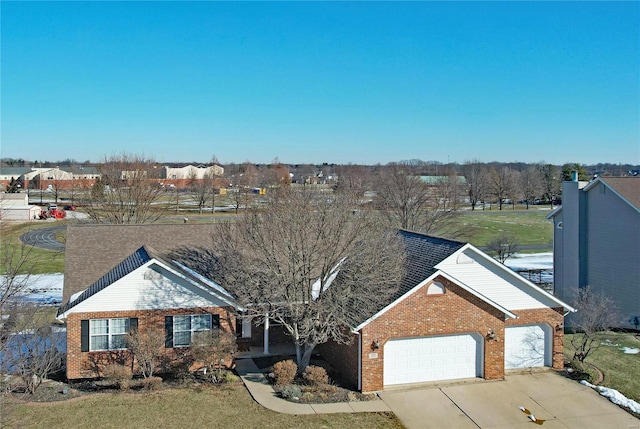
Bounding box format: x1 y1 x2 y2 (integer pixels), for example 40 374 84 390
547 176 640 328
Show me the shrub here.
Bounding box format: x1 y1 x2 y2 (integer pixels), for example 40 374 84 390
272 360 297 385
280 385 301 400
216 370 239 384
140 376 163 390
303 365 329 385
103 364 131 390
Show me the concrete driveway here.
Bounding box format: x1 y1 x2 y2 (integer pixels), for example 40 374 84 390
379 371 640 429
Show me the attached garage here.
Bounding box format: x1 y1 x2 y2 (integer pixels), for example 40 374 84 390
504 324 552 369
383 334 483 386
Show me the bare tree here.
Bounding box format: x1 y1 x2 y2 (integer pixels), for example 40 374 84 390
190 330 237 381
334 164 373 195
570 287 620 363
125 327 165 379
2 309 64 394
489 166 518 210
374 162 460 234
486 232 520 263
462 160 489 210
374 162 431 231
518 166 542 209
539 163 561 206
85 153 166 224
208 187 406 371
189 169 210 215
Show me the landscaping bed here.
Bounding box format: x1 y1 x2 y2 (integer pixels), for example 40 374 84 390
252 353 376 404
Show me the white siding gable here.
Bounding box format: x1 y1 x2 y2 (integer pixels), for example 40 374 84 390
437 248 561 311
65 262 230 314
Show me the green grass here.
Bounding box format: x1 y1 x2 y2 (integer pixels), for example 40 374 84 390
8 383 403 429
0 221 66 274
437 208 554 248
565 331 640 403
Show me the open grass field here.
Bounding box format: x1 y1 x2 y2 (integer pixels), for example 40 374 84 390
438 207 554 248
565 331 640 403
7 383 403 429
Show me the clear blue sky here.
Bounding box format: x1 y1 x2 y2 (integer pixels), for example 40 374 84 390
2 1 638 165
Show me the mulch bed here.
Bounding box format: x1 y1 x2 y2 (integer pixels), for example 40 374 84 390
252 353 376 404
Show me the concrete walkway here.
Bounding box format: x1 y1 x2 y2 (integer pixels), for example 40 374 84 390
234 357 391 415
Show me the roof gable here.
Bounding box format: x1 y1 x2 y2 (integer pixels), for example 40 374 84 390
585 177 640 213
57 245 236 318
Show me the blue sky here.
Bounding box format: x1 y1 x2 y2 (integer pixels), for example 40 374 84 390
2 1 638 165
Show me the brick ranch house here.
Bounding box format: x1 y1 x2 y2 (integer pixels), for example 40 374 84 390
57 225 574 391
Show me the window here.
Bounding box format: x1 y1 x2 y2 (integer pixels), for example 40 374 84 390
171 314 214 347
89 318 130 351
427 281 445 295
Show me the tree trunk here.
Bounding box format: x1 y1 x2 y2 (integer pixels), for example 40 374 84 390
298 343 316 373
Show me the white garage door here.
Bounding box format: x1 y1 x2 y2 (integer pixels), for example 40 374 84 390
383 334 482 386
504 325 551 369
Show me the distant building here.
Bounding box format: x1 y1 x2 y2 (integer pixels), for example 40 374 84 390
547 175 640 328
160 164 224 189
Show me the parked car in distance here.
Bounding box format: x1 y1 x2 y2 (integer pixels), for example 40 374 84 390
63 205 76 211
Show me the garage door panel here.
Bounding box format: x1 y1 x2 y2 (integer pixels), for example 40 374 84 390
505 325 551 369
384 334 483 386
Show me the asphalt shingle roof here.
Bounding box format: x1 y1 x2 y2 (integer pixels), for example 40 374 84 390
352 230 465 326
600 177 640 210
395 230 465 299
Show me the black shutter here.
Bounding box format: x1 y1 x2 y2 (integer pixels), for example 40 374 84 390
165 316 173 348
81 319 89 352
129 317 138 333
212 314 220 330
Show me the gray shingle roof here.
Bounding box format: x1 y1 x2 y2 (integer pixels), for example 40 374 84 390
395 230 465 301
57 246 152 315
352 230 465 326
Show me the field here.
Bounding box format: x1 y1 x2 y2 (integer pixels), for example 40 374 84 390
437 207 554 248
7 383 403 429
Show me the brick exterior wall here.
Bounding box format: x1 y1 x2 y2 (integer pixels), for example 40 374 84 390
317 331 360 390
320 276 568 393
66 306 236 380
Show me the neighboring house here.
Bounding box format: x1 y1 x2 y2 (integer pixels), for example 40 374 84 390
547 175 640 329
59 224 574 391
320 231 574 392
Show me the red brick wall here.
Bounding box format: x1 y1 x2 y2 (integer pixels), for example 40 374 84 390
358 276 505 392
317 332 360 390
66 306 236 379
316 277 567 393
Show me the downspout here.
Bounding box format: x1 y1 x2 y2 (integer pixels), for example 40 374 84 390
354 331 362 392
263 311 270 355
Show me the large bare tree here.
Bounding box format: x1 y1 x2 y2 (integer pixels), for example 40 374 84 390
85 153 166 224
518 165 542 209
374 162 460 234
462 160 489 210
209 187 406 370
489 166 518 210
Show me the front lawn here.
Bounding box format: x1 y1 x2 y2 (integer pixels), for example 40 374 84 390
7 383 403 429
565 331 640 403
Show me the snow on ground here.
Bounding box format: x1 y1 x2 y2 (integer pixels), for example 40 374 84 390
622 347 640 354
5 273 64 305
580 380 640 414
504 252 553 284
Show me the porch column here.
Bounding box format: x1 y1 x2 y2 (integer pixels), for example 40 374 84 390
263 311 270 355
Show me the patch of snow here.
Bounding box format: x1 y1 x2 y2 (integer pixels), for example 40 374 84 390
580 380 640 414
69 289 85 304
504 253 553 284
2 273 63 305
622 347 640 354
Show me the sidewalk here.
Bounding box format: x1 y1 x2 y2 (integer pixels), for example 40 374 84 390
234 357 391 415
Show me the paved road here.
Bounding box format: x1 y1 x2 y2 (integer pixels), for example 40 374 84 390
19 225 66 252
